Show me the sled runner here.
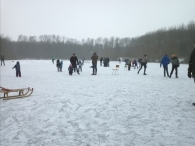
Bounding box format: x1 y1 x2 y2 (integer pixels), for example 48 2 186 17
0 86 33 100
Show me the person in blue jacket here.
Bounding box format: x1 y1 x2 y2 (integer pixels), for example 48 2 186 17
60 61 63 72
160 54 170 77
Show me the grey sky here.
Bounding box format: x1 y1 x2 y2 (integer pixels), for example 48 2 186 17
1 0 195 41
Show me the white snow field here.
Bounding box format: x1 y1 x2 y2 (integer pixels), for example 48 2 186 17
0 60 195 146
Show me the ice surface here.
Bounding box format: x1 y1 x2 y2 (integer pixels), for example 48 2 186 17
0 60 195 146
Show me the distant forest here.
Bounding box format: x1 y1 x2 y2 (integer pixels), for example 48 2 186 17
1 21 195 62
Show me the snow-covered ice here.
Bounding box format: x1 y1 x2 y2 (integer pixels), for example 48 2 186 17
0 60 195 146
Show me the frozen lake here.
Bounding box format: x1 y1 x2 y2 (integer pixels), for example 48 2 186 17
0 60 195 146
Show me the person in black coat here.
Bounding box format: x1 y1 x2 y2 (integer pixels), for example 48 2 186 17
12 61 21 77
127 61 131 71
70 53 79 74
188 41 195 106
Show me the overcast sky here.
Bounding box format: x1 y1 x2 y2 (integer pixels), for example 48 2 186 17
1 0 195 41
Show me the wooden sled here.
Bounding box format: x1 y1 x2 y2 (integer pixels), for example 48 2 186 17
0 86 33 100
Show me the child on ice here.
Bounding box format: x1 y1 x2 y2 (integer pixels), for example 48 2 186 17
68 64 73 75
60 61 63 72
12 61 21 77
78 60 83 72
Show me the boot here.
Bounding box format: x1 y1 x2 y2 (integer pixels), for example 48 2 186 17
192 103 195 106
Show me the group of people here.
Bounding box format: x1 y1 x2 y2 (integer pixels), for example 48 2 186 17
122 55 147 74
54 54 87 75
2 41 195 105
67 52 98 75
100 57 110 67
160 54 180 78
123 53 179 77
56 59 63 72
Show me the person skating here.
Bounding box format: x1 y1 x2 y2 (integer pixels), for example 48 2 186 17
12 61 21 77
160 54 170 77
169 54 180 78
137 55 147 75
187 41 195 106
70 53 79 74
91 52 98 75
1 53 5 66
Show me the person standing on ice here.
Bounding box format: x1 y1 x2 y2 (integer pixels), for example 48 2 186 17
12 61 21 77
133 59 138 69
82 57 85 64
188 41 195 106
169 54 180 78
160 54 170 77
52 56 55 64
56 59 61 72
1 53 5 66
137 55 147 75
127 61 131 71
70 53 79 74
78 60 83 72
91 52 98 75
60 61 63 72
100 57 103 66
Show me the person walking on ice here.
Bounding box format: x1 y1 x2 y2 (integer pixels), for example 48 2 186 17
56 59 61 72
12 61 21 77
188 41 195 106
91 52 98 75
137 55 147 75
169 54 180 78
70 53 79 74
160 54 170 77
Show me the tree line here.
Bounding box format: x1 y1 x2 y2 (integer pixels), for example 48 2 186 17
1 21 195 62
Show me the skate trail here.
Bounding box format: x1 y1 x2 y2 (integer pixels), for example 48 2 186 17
0 60 195 146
